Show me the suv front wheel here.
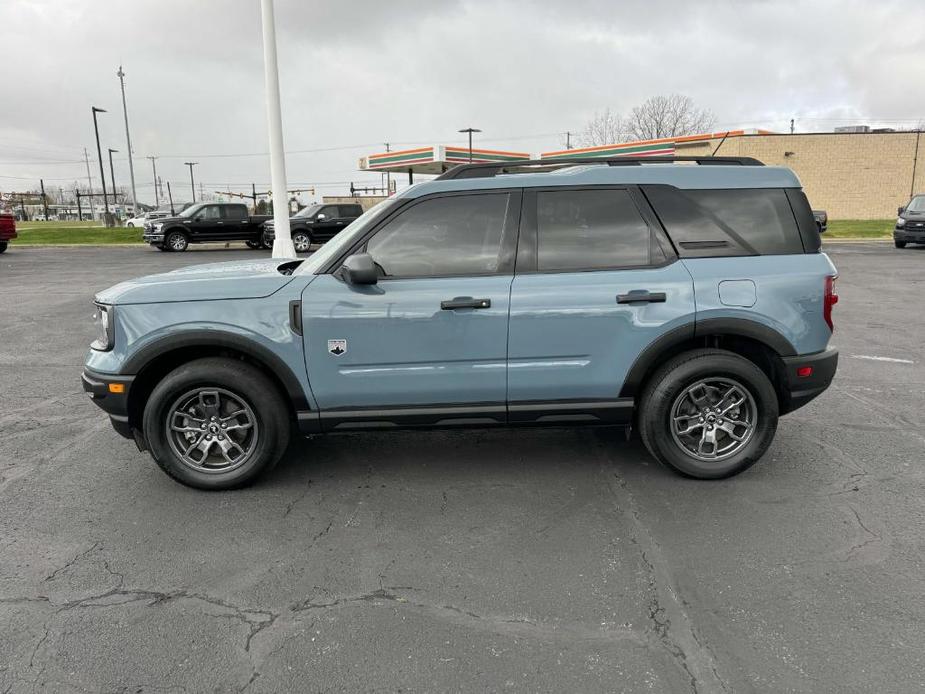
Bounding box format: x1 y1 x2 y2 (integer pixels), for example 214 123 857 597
142 358 290 490
639 349 779 479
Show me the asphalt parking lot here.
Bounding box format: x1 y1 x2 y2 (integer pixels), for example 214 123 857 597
1 241 923 693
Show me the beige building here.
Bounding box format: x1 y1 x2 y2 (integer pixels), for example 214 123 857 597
542 130 924 219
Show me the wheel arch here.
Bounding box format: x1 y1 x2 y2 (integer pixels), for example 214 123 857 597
123 331 309 432
620 318 796 406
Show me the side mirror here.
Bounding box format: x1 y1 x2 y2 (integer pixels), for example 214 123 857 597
315 213 327 221
898 206 906 215
341 253 378 285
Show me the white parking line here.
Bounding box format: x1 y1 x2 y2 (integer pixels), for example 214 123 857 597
850 354 915 364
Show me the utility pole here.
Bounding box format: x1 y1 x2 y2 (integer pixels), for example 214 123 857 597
252 183 257 214
40 179 49 220
565 131 573 149
117 66 138 215
108 148 118 215
458 127 482 162
384 142 391 195
91 106 111 222
199 181 204 201
147 156 159 208
261 0 295 258
166 181 175 214
790 118 795 135
83 147 95 220
184 162 198 202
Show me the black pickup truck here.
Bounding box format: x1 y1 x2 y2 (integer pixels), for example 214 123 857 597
262 202 363 252
142 202 271 251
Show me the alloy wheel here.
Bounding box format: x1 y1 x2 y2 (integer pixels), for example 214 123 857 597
165 387 259 473
669 377 756 462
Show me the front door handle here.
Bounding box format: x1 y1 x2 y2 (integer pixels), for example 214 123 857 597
617 290 667 304
441 297 491 310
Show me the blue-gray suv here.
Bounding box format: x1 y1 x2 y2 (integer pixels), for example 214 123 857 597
83 156 839 490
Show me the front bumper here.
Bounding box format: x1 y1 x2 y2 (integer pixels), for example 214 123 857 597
263 227 275 242
142 232 165 244
81 368 135 439
780 347 838 414
894 226 925 243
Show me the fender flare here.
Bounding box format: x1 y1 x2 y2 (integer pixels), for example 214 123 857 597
121 330 310 411
619 318 797 398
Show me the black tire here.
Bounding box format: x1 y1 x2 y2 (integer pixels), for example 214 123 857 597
292 230 312 253
895 240 907 248
261 232 272 250
0 242 7 254
245 240 262 250
638 348 779 479
156 244 170 252
142 358 290 490
165 230 189 252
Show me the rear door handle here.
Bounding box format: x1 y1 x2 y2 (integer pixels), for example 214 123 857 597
441 297 491 310
616 290 667 304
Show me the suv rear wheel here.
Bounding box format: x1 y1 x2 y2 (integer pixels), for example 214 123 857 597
639 349 779 479
895 240 907 248
142 358 290 490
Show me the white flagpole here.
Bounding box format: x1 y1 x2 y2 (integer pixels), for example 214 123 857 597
260 0 295 259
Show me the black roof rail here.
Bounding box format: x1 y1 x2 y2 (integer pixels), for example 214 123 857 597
435 155 765 181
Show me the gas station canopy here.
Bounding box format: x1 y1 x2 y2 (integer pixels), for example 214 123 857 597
360 145 531 179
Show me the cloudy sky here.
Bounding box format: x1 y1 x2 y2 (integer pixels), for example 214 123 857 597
1 0 923 205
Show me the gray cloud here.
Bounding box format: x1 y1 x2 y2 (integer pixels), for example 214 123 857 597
2 0 924 203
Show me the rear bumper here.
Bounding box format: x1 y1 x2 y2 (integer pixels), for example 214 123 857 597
81 368 135 439
780 347 838 414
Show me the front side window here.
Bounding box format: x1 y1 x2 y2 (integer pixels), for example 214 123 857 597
535 189 660 271
366 193 511 278
197 205 221 220
317 206 338 219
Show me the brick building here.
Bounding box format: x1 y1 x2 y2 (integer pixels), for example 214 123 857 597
541 130 924 219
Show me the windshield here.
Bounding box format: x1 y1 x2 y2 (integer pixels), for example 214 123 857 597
295 199 402 275
178 203 205 218
906 196 925 213
292 204 323 219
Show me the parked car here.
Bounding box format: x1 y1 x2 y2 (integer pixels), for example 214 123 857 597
142 202 271 251
83 156 838 490
812 209 827 233
262 203 363 252
894 194 925 248
0 211 16 253
126 211 170 228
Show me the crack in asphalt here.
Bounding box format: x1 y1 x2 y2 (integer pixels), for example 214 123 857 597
596 444 728 694
44 541 101 582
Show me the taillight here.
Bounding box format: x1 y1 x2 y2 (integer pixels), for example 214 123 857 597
824 275 838 331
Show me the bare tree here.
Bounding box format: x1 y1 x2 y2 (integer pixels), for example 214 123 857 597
625 94 716 141
577 108 626 147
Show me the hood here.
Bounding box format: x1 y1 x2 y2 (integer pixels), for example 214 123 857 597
95 258 301 305
145 215 183 225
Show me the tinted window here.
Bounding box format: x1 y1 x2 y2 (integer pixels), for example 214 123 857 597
318 206 338 219
199 205 221 220
535 189 661 271
222 205 247 220
340 205 362 217
685 189 803 254
366 193 511 277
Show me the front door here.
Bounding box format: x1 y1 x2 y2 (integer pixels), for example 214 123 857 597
191 204 224 241
507 187 695 423
302 190 521 430
311 205 342 242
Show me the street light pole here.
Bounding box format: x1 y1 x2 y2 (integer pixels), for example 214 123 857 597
91 106 110 222
260 0 295 258
107 148 118 215
116 66 139 216
458 127 482 162
147 156 159 208
184 162 198 202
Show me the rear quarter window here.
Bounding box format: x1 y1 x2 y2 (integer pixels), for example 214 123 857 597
643 186 807 256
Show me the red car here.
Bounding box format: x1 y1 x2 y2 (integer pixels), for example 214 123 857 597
0 212 16 253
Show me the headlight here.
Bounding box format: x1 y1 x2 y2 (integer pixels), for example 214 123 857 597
153 222 164 232
91 303 114 351
897 216 906 227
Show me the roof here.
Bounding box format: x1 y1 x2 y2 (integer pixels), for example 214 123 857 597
360 145 531 175
400 163 802 199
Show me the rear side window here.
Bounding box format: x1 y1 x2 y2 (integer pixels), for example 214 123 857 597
535 189 665 271
685 189 804 254
340 205 362 217
223 205 247 220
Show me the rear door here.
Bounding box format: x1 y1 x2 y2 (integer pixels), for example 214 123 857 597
221 203 251 239
507 186 695 423
301 190 520 429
